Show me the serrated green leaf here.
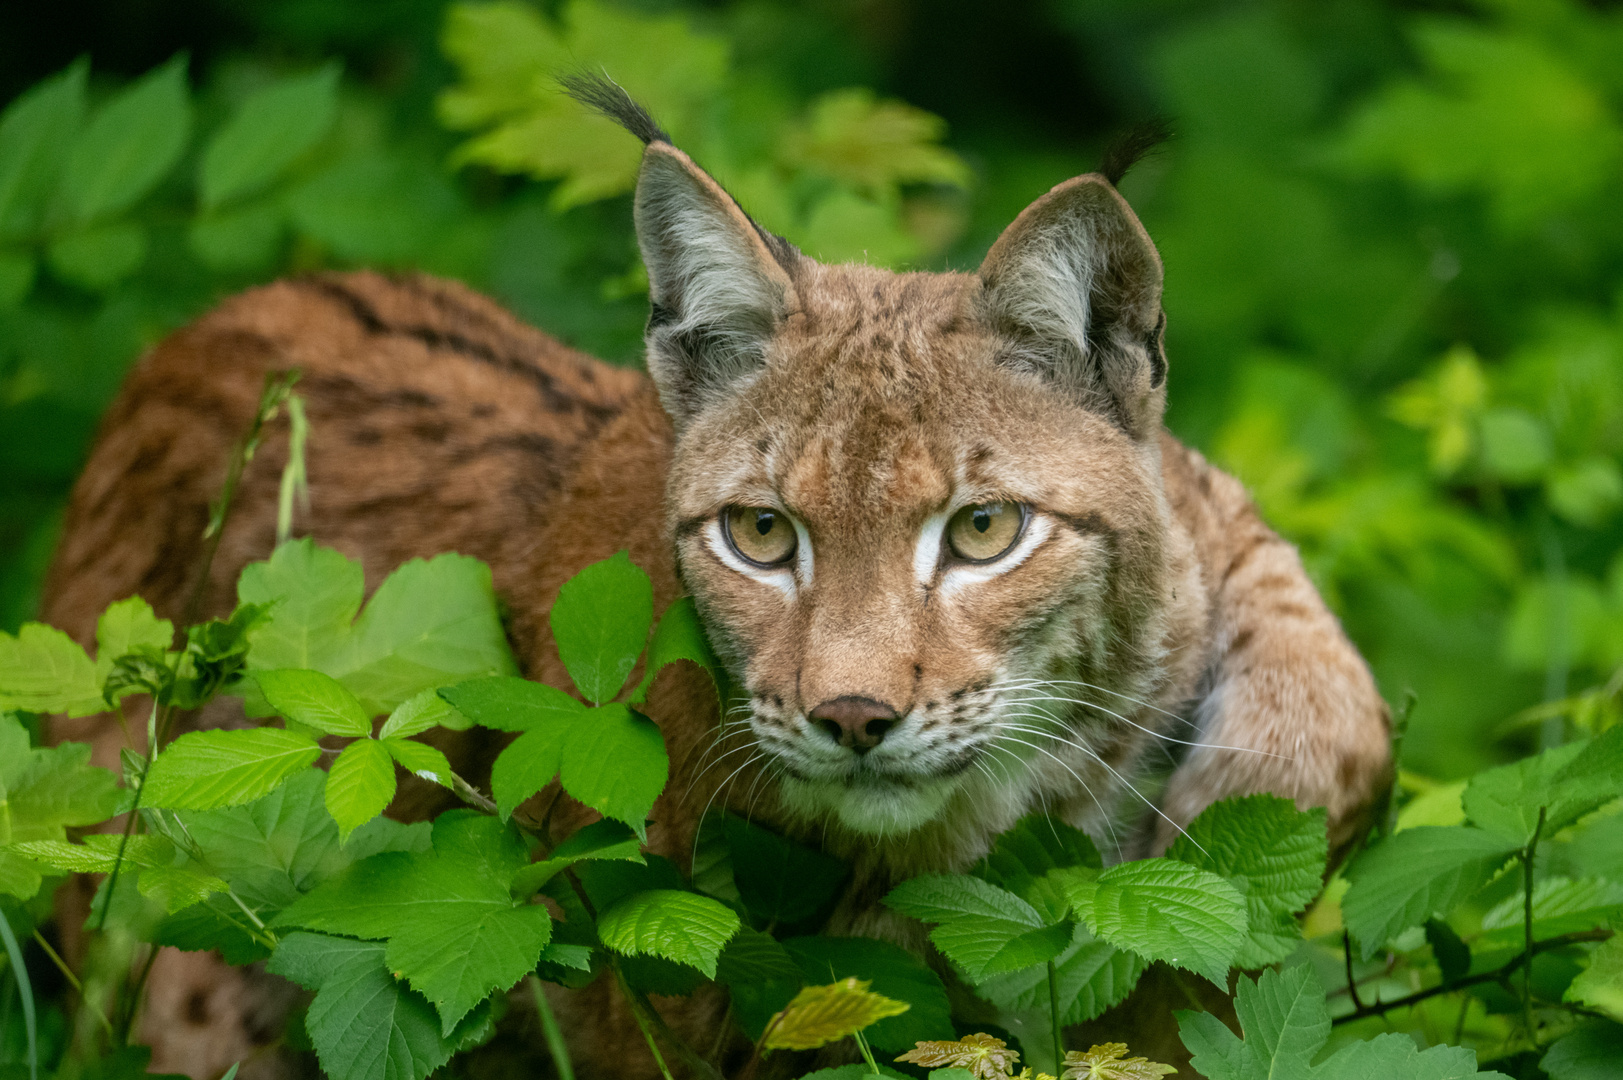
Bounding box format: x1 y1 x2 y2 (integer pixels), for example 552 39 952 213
1542 1021 1623 1080
61 55 191 223
1341 826 1519 959
326 738 397 842
596 888 738 978
93 597 174 684
972 921 1148 1025
724 814 847 924
782 936 954 1052
383 738 453 789
276 814 548 1034
441 675 585 733
0 623 103 716
885 873 1045 928
631 595 722 703
763 977 910 1051
560 704 666 837
550 551 653 703
241 541 518 715
0 719 129 899
143 727 321 810
1168 795 1328 967
256 668 373 737
489 726 568 821
716 926 803 987
200 64 339 209
1566 937 1623 1023
974 813 1103 923
510 818 644 896
935 918 1075 982
268 932 486 1080
7 834 172 873
135 864 228 913
1086 858 1247 985
380 688 470 740
1462 734 1616 842
0 59 86 238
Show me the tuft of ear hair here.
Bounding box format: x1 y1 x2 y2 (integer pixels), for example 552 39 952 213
1099 119 1173 188
559 71 671 146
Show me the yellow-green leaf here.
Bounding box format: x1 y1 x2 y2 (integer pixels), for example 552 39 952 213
1060 1044 1177 1080
896 1033 1019 1080
764 976 910 1051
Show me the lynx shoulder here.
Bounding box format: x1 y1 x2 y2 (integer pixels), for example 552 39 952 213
42 82 1390 1080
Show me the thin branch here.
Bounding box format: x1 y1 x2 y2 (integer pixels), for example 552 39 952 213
1331 928 1613 1026
1522 806 1547 1047
30 931 112 1037
1343 931 1364 1012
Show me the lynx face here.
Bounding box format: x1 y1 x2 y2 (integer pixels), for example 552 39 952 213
632 137 1190 838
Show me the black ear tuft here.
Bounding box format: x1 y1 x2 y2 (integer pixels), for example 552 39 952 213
1099 119 1173 187
559 71 670 146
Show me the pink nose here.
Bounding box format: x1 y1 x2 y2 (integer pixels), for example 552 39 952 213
809 696 899 753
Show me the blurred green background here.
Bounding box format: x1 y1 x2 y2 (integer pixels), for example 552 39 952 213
3 0 1621 784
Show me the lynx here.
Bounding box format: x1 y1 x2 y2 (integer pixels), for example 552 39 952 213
42 80 1391 1080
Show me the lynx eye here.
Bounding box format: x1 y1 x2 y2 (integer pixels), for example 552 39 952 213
723 506 798 567
946 502 1026 563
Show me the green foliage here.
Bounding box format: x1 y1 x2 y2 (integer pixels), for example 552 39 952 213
1177 965 1510 1079
595 889 739 978
0 715 124 899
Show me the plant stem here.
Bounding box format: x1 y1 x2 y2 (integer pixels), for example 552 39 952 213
527 975 575 1080
617 967 676 1080
1343 932 1364 1011
30 932 112 1037
1521 806 1547 1048
854 1028 880 1075
1048 959 1063 1071
1331 927 1610 1025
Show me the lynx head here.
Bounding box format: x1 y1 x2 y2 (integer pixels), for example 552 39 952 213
571 77 1186 844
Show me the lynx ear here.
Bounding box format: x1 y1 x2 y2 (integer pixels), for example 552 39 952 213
634 143 799 427
977 175 1167 439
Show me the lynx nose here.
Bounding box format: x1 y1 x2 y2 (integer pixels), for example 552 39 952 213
809 696 898 753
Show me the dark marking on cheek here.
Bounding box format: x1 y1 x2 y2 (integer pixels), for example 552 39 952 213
756 436 770 454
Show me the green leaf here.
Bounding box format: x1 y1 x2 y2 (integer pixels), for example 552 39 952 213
200 64 340 209
240 541 517 715
326 739 397 842
0 623 103 716
596 888 739 978
1462 732 1622 842
550 551 653 703
143 727 321 810
1566 937 1623 1023
7 834 173 873
885 873 1045 929
723 814 847 924
972 921 1148 1025
187 200 283 271
0 60 87 238
559 704 667 837
1425 918 1471 985
781 936 954 1052
1542 1021 1623 1080
0 716 126 899
276 814 549 1034
268 932 482 1080
762 977 911 1051
135 864 229 913
383 738 453 789
256 669 373 737
1341 826 1519 959
380 688 470 740
45 222 147 290
1178 964 1511 1079
489 725 568 821
716 926 803 986
61 55 191 223
509 818 644 896
93 597 173 684
1086 858 1248 986
630 596 721 703
1167 795 1328 967
441 675 585 733
934 919 1075 982
974 813 1103 924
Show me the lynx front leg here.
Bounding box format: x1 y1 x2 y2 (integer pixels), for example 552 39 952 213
1156 454 1391 860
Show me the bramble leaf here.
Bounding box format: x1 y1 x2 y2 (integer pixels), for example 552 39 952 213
441 675 585 733
1168 794 1328 967
631 595 722 703
383 738 453 790
1060 1043 1176 1080
1341 826 1519 959
716 926 803 986
143 727 321 810
326 738 397 842
0 59 87 237
724 813 847 924
1565 937 1623 1023
560 704 667 837
886 873 1045 929
1462 729 1623 843
596 888 739 978
94 596 174 683
1541 1021 1623 1080
974 813 1102 924
0 623 103 716
256 668 373 737
268 932 486 1080
200 64 339 209
763 977 909 1051
380 688 471 740
509 818 643 896
897 1033 1019 1080
549 551 653 704
1084 859 1248 985
972 922 1148 1026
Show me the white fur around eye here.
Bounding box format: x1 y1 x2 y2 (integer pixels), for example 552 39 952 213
940 513 1053 596
705 516 804 597
914 511 950 587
